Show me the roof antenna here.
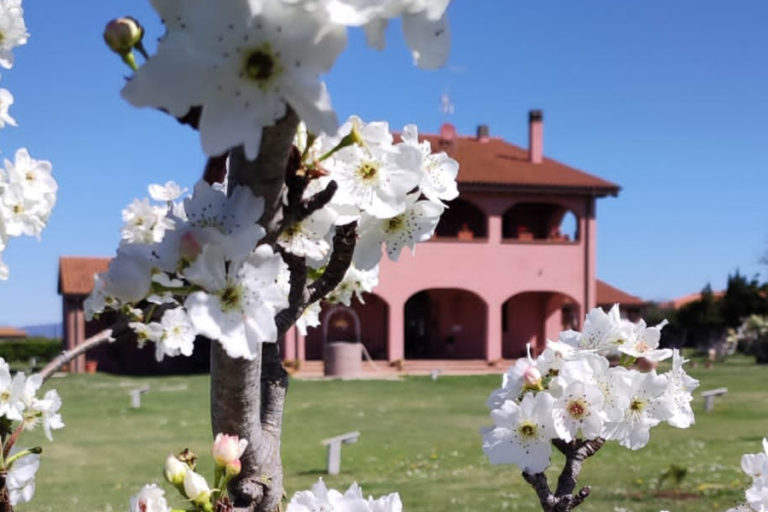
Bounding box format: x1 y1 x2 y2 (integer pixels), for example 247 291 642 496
439 88 454 116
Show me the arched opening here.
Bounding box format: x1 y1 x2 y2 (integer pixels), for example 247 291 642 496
502 203 579 242
502 291 580 358
304 293 389 360
404 288 487 359
434 198 488 240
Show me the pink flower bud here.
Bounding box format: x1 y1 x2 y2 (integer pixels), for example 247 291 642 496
225 459 242 478
180 232 202 261
523 365 542 389
212 433 248 468
103 17 143 55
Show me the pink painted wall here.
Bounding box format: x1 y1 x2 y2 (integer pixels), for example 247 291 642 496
291 190 599 364
374 190 595 362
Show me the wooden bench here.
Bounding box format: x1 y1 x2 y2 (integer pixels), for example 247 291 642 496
129 385 150 409
321 431 360 475
701 387 727 413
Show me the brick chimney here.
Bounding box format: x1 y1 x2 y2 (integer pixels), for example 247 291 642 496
476 124 490 143
528 110 543 164
439 122 457 150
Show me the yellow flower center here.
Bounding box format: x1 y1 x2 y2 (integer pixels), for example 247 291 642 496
518 421 538 439
356 162 378 181
242 44 282 90
220 285 243 311
567 399 587 419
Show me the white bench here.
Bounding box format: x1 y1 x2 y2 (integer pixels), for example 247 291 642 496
129 385 150 409
701 387 727 413
321 431 360 475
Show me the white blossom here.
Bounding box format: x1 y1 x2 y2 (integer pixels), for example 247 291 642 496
130 483 171 512
184 244 288 359
354 193 443 270
324 116 421 219
561 304 623 353
296 301 321 336
286 478 402 512
102 244 154 303
121 197 175 245
0 359 24 421
602 370 673 450
617 319 673 362
552 380 605 442
122 0 346 159
148 180 186 202
156 307 196 360
6 450 39 506
325 264 379 306
24 389 64 441
661 349 699 429
482 391 555 474
0 88 16 127
400 124 458 206
278 206 336 261
0 0 28 69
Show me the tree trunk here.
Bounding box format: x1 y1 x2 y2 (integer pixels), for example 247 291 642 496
209 110 299 512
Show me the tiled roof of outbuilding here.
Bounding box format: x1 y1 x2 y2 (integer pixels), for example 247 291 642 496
58 256 110 295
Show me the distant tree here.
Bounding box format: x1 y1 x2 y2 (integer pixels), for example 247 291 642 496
676 284 724 347
719 271 768 328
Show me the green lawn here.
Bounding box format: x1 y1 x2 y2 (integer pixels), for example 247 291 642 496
20 355 768 511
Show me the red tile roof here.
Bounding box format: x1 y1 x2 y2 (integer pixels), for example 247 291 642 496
0 326 27 338
58 256 110 296
422 133 620 196
596 279 646 307
663 290 725 310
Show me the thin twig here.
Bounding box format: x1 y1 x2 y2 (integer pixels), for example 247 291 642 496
38 328 119 382
307 222 357 303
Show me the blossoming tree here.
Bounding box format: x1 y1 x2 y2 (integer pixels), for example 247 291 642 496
0 0 62 509
1 1 753 511
481 306 700 511
84 1 455 511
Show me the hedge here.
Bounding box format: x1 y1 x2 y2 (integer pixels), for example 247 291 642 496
0 337 61 364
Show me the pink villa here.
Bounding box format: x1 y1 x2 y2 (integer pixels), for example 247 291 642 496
59 111 642 374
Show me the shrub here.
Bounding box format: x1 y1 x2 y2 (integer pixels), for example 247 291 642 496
0 337 61 364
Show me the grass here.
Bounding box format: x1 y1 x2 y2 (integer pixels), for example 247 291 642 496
19 354 768 511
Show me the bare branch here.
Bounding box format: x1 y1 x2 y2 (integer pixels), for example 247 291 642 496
522 471 556 511
308 222 357 303
38 328 119 382
274 251 309 336
553 438 605 498
521 438 605 512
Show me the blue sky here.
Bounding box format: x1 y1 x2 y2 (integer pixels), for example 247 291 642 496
1 1 766 326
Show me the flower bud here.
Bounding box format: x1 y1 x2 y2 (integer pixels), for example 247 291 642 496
163 454 187 487
522 365 543 390
224 458 242 478
212 433 248 467
103 17 143 55
177 448 198 470
179 232 202 262
183 469 212 506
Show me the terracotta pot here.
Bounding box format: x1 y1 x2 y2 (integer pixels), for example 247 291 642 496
85 360 98 374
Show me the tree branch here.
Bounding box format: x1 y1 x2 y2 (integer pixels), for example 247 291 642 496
521 438 605 512
38 328 122 382
307 222 357 303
